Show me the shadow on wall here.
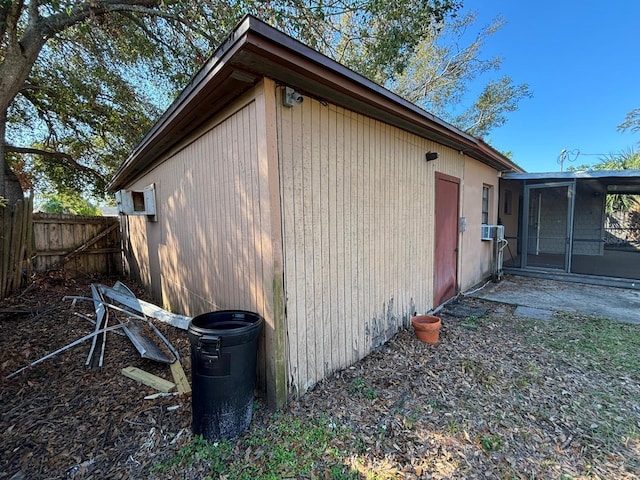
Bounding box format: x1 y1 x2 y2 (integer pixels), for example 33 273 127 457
122 102 274 401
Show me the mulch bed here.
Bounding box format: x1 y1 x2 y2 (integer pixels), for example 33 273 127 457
1 272 639 479
0 272 193 479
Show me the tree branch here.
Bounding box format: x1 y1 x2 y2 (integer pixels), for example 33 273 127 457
0 0 20 53
16 1 160 59
618 107 640 134
5 145 107 184
42 1 168 38
0 0 11 42
117 10 184 58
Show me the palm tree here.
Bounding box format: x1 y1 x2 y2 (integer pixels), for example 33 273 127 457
594 148 640 213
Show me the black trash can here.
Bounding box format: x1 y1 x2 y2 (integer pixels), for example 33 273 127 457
188 310 263 440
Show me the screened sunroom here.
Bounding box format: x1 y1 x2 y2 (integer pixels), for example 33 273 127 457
498 170 640 289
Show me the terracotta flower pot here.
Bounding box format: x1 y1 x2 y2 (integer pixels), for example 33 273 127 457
411 315 441 344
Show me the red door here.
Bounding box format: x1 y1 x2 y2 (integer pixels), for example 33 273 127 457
434 173 460 306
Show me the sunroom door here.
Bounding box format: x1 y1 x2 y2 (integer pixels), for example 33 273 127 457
523 183 575 272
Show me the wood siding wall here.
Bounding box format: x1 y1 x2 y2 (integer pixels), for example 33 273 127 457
460 161 502 290
120 80 498 405
276 91 464 396
122 82 284 405
125 97 268 315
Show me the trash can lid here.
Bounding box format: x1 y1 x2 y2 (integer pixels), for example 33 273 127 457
188 310 263 344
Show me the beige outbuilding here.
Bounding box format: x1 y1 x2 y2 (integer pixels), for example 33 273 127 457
109 16 523 407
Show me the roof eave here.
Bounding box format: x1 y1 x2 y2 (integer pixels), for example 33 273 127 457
108 17 257 191
503 169 640 181
109 15 523 191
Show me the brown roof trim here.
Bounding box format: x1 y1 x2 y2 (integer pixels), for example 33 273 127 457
109 15 523 191
503 169 640 181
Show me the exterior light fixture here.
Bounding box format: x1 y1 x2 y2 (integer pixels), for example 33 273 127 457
283 86 304 107
425 151 439 161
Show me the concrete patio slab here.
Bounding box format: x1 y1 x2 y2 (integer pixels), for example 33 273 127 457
514 305 555 321
466 275 640 324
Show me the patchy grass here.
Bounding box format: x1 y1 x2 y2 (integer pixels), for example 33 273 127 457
153 413 358 480
151 435 232 476
517 313 640 466
350 376 379 400
148 307 640 479
521 312 640 378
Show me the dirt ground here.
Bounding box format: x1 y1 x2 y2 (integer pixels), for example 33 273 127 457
1 272 639 479
0 272 194 479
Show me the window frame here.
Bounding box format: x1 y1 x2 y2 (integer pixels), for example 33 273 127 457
481 185 491 225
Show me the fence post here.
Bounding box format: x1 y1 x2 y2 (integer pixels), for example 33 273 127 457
0 197 33 300
0 202 9 298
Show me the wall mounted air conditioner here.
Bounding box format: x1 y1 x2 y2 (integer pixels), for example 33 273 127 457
481 224 504 241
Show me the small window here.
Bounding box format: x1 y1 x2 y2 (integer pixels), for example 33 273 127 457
482 185 491 225
503 189 512 215
131 191 147 212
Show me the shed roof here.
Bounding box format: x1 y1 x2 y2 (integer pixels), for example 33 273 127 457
503 170 640 194
109 15 524 191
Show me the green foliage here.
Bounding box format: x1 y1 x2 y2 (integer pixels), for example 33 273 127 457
332 0 462 83
595 148 640 171
460 315 483 330
456 76 533 138
480 434 503 452
156 414 355 479
618 107 640 134
391 12 532 137
152 435 233 474
3 0 462 201
589 148 640 213
3 0 524 204
39 192 101 215
349 376 378 399
6 4 177 199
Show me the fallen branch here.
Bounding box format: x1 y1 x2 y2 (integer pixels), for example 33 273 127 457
5 321 130 380
0 308 33 315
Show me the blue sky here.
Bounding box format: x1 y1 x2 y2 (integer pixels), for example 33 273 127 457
461 0 639 172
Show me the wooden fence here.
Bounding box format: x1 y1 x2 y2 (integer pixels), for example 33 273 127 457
32 213 122 276
1 208 122 300
1 197 33 299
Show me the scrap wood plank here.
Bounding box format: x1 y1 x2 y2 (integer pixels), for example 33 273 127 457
121 366 175 393
170 360 191 395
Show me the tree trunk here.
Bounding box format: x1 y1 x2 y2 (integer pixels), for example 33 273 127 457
0 107 25 204
0 7 47 205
